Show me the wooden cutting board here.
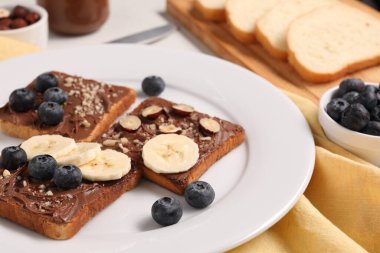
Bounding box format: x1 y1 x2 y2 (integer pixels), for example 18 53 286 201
166 0 380 103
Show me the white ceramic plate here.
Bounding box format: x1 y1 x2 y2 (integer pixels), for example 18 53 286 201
0 45 314 253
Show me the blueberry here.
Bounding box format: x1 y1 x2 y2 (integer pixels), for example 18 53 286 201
376 91 380 103
151 197 182 226
43 87 68 104
28 155 57 180
359 91 377 110
1 146 27 171
342 91 360 104
142 76 166 96
35 73 59 92
326 98 349 122
337 78 365 96
53 165 82 189
371 106 380 122
362 121 380 136
364 85 378 94
38 102 64 126
9 88 35 112
341 103 370 131
184 181 215 209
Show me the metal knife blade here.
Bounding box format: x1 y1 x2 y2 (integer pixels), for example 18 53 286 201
109 24 176 44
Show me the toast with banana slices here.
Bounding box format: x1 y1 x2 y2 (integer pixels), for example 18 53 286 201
0 71 136 142
0 135 142 239
99 97 245 194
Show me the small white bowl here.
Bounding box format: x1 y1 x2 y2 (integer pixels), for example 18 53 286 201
319 83 380 166
0 4 48 48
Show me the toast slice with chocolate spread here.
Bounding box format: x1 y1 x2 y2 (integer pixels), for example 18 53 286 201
99 97 245 195
0 71 136 141
0 164 141 240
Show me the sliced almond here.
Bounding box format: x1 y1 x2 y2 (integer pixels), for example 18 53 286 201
199 118 220 134
159 124 181 133
172 104 194 116
141 105 163 119
119 115 141 131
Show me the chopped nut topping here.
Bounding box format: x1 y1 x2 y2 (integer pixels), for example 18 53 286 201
81 119 91 128
38 184 46 190
159 124 181 133
103 139 118 147
16 176 22 181
118 143 129 154
22 180 27 187
113 132 121 139
2 170 11 178
200 136 212 141
0 176 3 180
120 137 129 145
46 190 54 196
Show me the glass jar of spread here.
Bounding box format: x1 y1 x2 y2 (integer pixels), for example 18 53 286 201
37 0 109 35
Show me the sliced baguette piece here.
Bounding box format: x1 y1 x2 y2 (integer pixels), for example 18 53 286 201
256 0 337 60
226 0 281 43
287 4 380 83
194 0 227 21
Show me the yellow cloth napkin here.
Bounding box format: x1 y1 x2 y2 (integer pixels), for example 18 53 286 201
2 37 379 253
230 92 380 253
0 37 39 61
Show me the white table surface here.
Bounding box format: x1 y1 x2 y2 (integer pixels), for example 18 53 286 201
0 0 211 54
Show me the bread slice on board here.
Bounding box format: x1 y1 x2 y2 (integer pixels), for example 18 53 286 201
226 0 281 44
256 0 337 60
287 4 380 83
194 0 227 21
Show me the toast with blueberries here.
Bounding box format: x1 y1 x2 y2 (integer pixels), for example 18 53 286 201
99 97 245 195
0 71 136 141
0 135 142 240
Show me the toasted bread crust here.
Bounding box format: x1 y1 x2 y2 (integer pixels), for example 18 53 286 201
287 48 380 83
143 125 245 195
0 167 142 240
0 90 136 142
256 25 287 60
194 0 226 21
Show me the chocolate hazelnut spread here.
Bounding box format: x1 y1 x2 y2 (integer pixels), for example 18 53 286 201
37 0 109 35
0 165 140 224
98 97 244 188
0 71 134 141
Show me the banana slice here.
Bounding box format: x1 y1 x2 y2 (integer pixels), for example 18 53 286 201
79 149 131 181
56 142 101 166
21 135 76 160
142 134 199 174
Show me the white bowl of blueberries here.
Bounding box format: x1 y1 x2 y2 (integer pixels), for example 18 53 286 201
319 78 380 166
